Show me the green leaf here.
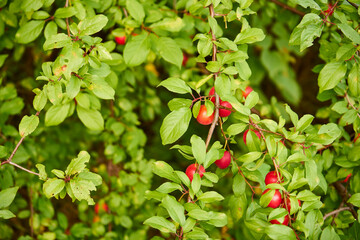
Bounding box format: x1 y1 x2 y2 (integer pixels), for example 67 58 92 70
0 187 19 208
51 169 65 179
19 115 39 137
70 177 96 205
33 90 47 112
348 63 360 97
285 104 298 127
296 114 314 132
65 151 90 176
318 61 347 93
187 209 210 221
0 54 8 68
233 174 246 197
77 106 104 131
348 193 360 207
336 44 357 61
54 7 77 18
234 28 265 44
338 23 360 44
43 33 72 51
77 171 102 186
238 152 262 163
160 107 192 145
89 77 115 100
43 178 65 198
156 182 182 193
158 77 192 94
190 135 206 165
197 191 224 203
320 226 340 240
265 224 297 240
124 34 150 66
0 209 16 219
66 76 81 99
45 103 70 127
168 98 192 111
126 0 145 23
15 20 45 44
306 160 319 191
191 173 201 194
153 161 180 183
287 152 308 163
156 37 182 68
227 123 247 135
78 14 108 36
144 216 176 233
162 195 186 226
36 164 48 181
296 0 320 10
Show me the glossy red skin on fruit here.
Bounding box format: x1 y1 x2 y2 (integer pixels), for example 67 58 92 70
115 36 126 45
209 87 216 104
186 164 205 182
265 171 280 185
196 105 214 125
243 129 261 145
242 86 253 99
219 101 232 117
324 4 335 16
95 203 108 214
270 214 289 225
263 189 282 208
182 53 188 66
215 151 231 169
342 173 352 183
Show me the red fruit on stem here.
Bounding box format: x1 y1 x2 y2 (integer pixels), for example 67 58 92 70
324 4 335 16
219 101 232 117
263 189 282 208
354 133 360 143
185 164 205 182
182 53 189 66
215 151 231 169
265 171 280 185
95 203 108 214
342 173 352 183
115 35 126 45
94 203 100 214
209 87 216 104
243 129 261 145
270 214 289 226
196 105 214 125
242 86 253 99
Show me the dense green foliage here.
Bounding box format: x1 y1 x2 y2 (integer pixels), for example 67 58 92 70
1 0 360 239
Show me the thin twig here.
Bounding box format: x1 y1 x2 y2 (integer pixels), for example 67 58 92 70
65 0 71 37
347 0 359 9
333 182 358 219
345 92 360 120
323 207 351 221
8 162 39 176
269 0 305 16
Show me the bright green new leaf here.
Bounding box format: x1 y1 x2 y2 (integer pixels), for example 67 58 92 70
77 106 104 131
65 151 90 176
124 34 150 66
15 20 45 44
318 61 347 92
160 107 192 145
126 0 145 23
19 115 39 137
78 14 108 36
153 161 180 183
348 193 360 207
43 33 72 51
43 178 65 198
233 174 246 197
70 177 96 205
89 77 115 100
238 152 262 163
54 7 77 18
66 76 81 99
144 216 176 233
162 195 186 226
0 187 19 209
265 224 297 240
190 135 206 165
45 103 70 127
156 182 182 193
234 28 265 44
157 37 182 68
197 191 224 203
0 209 16 219
187 209 210 221
158 77 192 94
36 164 47 181
191 173 201 194
168 98 192 111
33 90 47 111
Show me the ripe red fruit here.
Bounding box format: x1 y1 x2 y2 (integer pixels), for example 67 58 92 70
263 189 282 208
324 4 335 16
215 151 231 169
185 164 205 182
242 86 253 99
270 214 289 225
342 173 352 183
209 87 216 104
243 129 261 145
219 101 232 117
95 203 108 214
182 53 188 66
115 35 126 45
196 105 214 125
265 171 281 185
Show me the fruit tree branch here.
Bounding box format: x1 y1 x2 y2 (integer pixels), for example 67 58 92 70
205 3 220 150
269 0 305 17
323 207 351 221
333 181 358 219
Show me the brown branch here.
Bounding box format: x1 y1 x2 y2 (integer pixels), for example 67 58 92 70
65 0 71 37
333 181 358 219
347 0 359 9
323 207 351 221
269 0 305 17
205 3 220 150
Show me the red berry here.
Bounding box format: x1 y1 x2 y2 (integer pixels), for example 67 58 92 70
115 36 126 45
215 151 231 169
265 171 281 185
263 189 282 208
185 164 205 182
102 203 109 212
196 105 214 125
94 203 100 214
243 129 261 145
219 101 232 117
342 173 352 183
209 87 216 104
182 53 188 66
242 86 253 99
270 214 289 225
